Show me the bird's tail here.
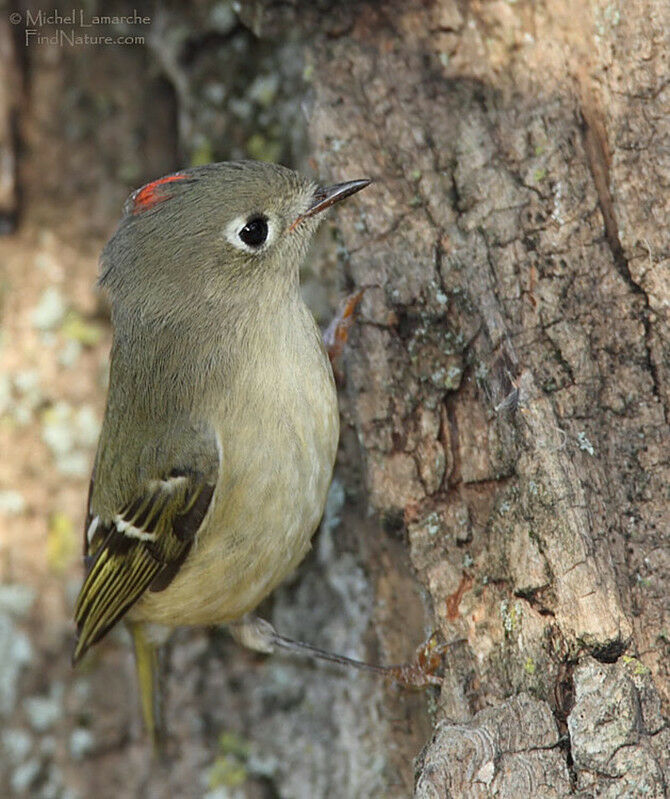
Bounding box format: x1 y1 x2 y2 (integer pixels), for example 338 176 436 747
128 621 165 756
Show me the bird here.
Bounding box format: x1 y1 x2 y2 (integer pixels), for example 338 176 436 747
72 160 371 743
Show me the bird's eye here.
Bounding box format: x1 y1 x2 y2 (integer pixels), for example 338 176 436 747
239 216 269 248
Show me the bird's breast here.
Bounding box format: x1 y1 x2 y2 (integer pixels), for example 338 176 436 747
133 313 339 626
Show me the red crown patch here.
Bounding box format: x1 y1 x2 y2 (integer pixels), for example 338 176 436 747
130 173 188 214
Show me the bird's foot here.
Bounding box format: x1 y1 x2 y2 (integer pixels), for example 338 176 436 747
323 288 370 383
379 631 447 688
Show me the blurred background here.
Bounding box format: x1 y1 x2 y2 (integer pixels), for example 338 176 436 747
1 3 422 798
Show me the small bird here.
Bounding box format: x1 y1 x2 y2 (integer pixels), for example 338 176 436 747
73 160 371 742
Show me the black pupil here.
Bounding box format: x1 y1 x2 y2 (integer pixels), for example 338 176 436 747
239 217 268 248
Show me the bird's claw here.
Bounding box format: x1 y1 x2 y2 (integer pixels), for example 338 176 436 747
383 631 447 688
323 288 369 382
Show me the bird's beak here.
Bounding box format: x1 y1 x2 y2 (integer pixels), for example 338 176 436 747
290 178 371 231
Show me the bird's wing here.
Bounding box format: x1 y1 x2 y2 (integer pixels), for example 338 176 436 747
73 459 217 663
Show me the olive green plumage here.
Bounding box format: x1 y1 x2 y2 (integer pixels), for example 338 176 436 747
72 160 369 743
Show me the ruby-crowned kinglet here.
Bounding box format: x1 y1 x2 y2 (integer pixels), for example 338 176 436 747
73 161 370 741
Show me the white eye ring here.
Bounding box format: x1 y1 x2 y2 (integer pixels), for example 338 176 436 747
224 214 277 253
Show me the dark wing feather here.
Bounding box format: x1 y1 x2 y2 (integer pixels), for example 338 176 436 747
73 471 215 663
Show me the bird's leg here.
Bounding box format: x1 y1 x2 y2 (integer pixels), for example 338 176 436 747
228 615 448 688
323 288 370 383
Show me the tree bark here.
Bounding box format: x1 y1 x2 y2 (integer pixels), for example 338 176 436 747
242 1 670 796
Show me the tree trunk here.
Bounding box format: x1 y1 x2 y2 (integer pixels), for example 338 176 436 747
242 1 670 796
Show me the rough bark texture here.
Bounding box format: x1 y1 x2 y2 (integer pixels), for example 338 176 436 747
242 0 670 795
1 1 668 798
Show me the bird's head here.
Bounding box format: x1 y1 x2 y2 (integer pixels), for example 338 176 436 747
100 161 370 325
